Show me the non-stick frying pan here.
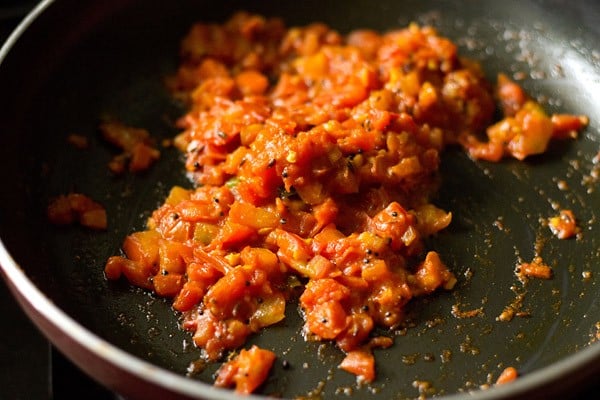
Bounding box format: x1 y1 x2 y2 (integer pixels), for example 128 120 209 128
1 0 599 399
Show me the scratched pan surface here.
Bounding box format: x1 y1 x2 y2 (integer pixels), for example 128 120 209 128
0 0 599 399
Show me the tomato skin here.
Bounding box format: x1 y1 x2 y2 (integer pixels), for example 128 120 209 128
129 142 160 172
217 220 257 249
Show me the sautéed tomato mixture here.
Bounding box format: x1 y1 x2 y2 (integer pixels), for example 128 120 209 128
104 12 587 393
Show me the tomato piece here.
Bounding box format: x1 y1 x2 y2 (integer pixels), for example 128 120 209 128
104 256 125 280
300 278 352 339
497 73 527 117
305 300 348 339
164 186 191 206
412 251 456 294
368 202 416 251
173 280 206 312
100 120 150 151
249 293 286 330
46 195 75 225
158 240 192 274
79 208 107 230
461 134 504 162
100 120 160 173
551 114 589 139
228 201 279 230
361 259 389 282
339 350 375 383
336 312 374 352
304 255 337 279
47 193 107 230
235 70 269 96
240 247 280 277
104 256 153 290
129 142 160 172
217 220 257 249
205 266 252 319
548 209 578 239
153 273 184 297
496 366 518 385
517 257 553 280
122 231 160 269
214 345 276 394
175 200 222 222
311 224 346 255
192 313 251 361
301 277 350 304
268 229 313 275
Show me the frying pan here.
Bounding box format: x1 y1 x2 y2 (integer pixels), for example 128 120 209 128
0 0 599 398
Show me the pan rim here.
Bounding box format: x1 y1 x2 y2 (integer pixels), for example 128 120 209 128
0 0 599 399
0 239 252 400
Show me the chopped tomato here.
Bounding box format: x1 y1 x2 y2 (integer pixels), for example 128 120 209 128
339 350 375 383
548 209 579 239
47 193 107 230
100 120 160 174
214 345 276 394
517 256 553 280
496 366 518 385
102 12 586 391
462 75 586 161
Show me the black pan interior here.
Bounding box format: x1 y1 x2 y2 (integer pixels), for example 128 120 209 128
0 0 599 398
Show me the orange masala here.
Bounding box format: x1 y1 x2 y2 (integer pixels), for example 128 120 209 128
104 12 587 392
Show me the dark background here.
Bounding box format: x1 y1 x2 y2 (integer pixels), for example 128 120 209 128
0 2 115 399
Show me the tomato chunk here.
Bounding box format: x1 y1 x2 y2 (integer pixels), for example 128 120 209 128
339 350 375 383
214 345 276 394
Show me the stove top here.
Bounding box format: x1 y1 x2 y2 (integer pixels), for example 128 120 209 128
1 279 119 399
